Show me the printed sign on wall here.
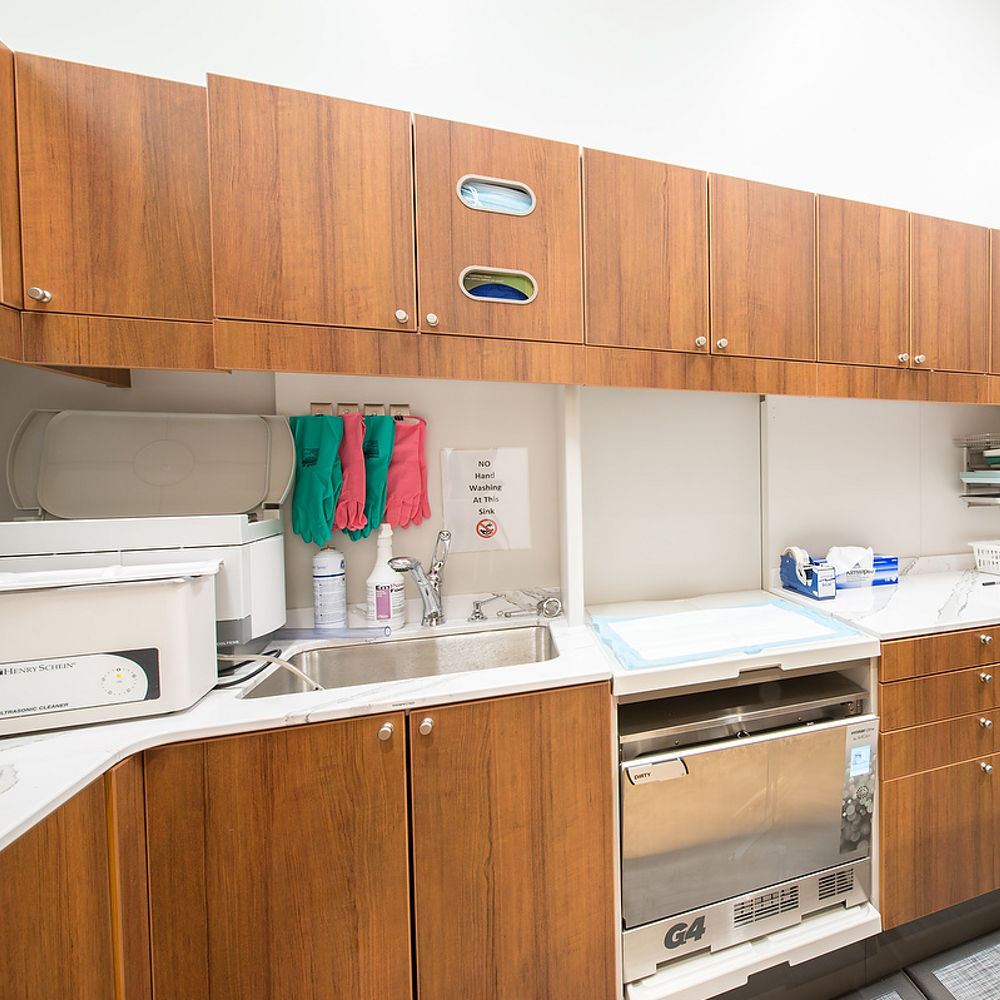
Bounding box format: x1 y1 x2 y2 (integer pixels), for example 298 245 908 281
440 448 531 552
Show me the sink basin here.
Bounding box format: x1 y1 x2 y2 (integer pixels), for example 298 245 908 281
242 624 556 698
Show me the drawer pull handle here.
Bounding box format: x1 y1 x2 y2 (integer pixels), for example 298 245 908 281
981 718 994 729
983 762 994 774
982 634 995 645
377 722 395 742
982 673 994 684
418 717 434 736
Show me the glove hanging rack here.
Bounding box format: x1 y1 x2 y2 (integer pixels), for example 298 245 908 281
309 401 410 419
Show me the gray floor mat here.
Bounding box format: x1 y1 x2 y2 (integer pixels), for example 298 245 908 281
833 971 927 1000
906 929 1000 1000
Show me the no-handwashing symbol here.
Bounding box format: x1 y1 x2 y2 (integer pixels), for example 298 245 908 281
476 518 499 539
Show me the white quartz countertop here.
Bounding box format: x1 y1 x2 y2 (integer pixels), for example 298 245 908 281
771 554 1000 641
0 615 610 854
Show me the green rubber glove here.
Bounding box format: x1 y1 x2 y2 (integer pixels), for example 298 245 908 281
346 415 396 541
289 415 344 546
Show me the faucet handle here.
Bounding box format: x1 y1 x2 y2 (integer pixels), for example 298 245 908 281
430 530 451 570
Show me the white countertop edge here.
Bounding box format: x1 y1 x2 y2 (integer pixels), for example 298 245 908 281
0 620 611 854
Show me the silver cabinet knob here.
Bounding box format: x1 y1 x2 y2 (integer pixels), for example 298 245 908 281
27 287 52 303
981 718 994 729
377 721 395 742
913 354 926 365
418 717 434 736
897 353 909 364
694 336 707 348
982 634 994 645
716 338 728 350
425 313 439 327
981 673 994 684
983 762 994 774
394 309 409 323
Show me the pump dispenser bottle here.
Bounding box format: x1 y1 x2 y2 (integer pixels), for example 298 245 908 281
366 523 405 630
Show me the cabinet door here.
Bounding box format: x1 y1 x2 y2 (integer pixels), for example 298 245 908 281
818 196 908 367
879 666 998 731
410 683 615 1000
414 116 583 343
583 148 708 352
709 174 816 361
0 41 21 308
16 54 212 321
880 754 998 929
910 212 988 373
0 778 116 999
992 229 1000 375
145 716 411 1000
208 75 415 332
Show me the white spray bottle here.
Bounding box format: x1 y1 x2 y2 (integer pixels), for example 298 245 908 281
366 523 405 630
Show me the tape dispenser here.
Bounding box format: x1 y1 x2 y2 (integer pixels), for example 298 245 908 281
779 546 836 600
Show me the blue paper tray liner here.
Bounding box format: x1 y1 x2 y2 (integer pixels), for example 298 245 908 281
592 600 862 671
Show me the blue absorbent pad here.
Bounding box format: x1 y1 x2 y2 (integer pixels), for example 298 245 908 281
592 599 861 670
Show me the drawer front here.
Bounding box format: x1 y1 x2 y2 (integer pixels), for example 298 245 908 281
880 709 1000 779
881 626 1000 683
879 666 998 731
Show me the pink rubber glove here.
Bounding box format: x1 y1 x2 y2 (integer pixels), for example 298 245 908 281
414 417 430 525
333 412 367 531
384 417 428 529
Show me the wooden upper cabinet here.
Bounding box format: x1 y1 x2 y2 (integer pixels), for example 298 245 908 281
910 212 988 373
207 76 415 331
709 174 816 361
992 229 1000 374
414 115 583 343
583 148 708 352
0 41 22 309
410 683 615 999
15 53 212 321
818 196 908 367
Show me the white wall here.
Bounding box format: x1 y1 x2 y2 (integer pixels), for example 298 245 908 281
5 0 1000 226
580 388 762 604
762 396 1000 569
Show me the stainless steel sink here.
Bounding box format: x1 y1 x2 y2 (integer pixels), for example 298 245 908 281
242 624 556 698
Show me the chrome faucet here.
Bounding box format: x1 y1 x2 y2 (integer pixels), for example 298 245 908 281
389 529 452 626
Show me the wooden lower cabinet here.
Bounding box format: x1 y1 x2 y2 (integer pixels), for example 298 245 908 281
0 778 116 1000
880 753 999 929
144 714 411 1000
410 683 615 1000
143 683 615 1000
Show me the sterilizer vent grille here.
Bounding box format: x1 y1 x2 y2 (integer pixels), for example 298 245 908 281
732 885 800 927
818 869 855 901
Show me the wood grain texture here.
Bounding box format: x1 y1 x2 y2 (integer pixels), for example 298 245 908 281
0 41 22 307
880 627 1000 683
910 212 989 373
22 312 214 369
709 174 816 361
0 778 116 1000
213 318 379 373
144 741 210 1000
15 54 211 320
105 757 152 1000
584 345 818 394
992 230 1000 374
0 301 20 359
207 76 415 330
410 683 615 1000
880 755 998 929
879 667 998 732
582 148 708 351
881 710 1000 780
817 196 908 366
146 718 411 1000
379 330 587 384
415 115 583 343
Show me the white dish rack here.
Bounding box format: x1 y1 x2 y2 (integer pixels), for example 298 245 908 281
970 541 1000 575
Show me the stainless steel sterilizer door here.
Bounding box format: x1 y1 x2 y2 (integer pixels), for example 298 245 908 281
620 716 876 930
